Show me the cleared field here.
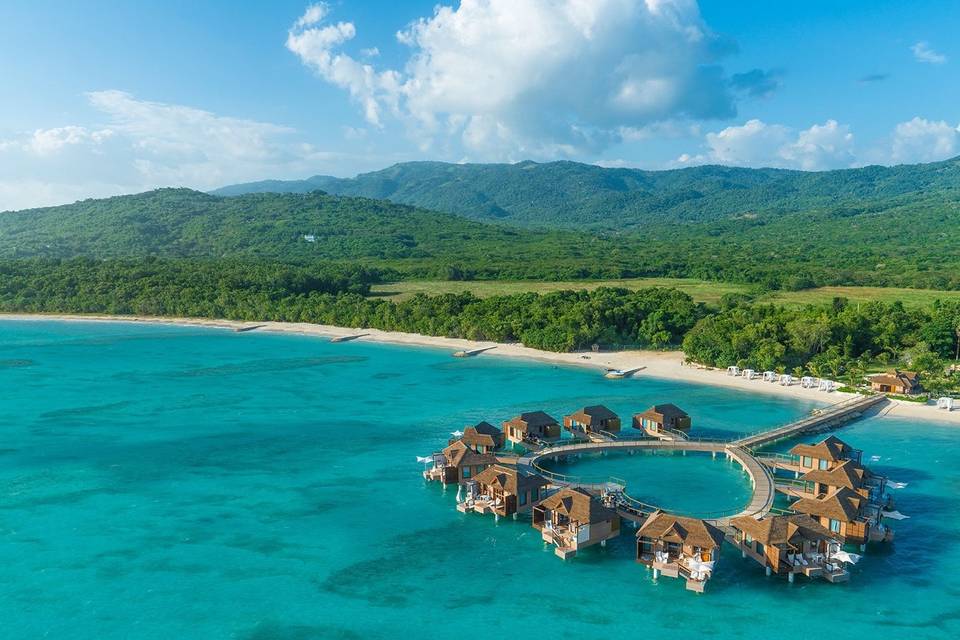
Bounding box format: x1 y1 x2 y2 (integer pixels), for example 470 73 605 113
371 278 747 304
371 279 960 308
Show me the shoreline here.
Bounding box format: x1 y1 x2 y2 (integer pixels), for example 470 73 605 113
3 311 957 425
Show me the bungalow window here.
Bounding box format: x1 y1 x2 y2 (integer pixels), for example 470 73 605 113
744 533 753 545
463 467 471 479
829 519 841 533
819 459 829 470
519 491 528 506
531 487 539 501
802 456 813 468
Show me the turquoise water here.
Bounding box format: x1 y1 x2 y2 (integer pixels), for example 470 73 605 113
540 450 753 517
1 320 958 639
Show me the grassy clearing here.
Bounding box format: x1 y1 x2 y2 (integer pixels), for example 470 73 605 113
370 279 960 308
371 278 747 304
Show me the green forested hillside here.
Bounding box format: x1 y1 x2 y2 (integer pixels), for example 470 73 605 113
0 189 630 280
212 157 960 230
2 186 960 288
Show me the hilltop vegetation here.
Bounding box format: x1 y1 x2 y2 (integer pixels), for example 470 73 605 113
213 157 960 230
2 186 960 289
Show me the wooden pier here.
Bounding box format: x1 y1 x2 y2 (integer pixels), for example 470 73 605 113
453 346 497 358
731 395 887 450
516 438 775 526
331 333 369 343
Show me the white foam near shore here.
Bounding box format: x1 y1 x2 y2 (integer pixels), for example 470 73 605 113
3 312 957 425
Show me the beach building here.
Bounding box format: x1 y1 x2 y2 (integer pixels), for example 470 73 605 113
458 464 548 518
563 405 621 435
636 512 725 592
459 421 504 453
633 404 691 438
729 514 850 583
869 370 921 395
424 439 496 485
504 411 562 446
533 487 621 559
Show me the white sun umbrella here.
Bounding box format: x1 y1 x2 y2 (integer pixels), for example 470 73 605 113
881 509 910 520
832 550 861 564
450 430 464 438
416 455 433 464
888 481 908 489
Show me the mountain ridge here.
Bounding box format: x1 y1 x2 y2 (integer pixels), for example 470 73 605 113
210 157 960 230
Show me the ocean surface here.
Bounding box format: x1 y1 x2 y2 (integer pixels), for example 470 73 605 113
1 319 957 639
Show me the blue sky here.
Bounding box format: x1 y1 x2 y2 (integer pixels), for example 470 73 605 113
1 0 958 209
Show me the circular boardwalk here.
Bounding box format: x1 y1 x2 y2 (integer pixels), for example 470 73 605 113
517 439 775 526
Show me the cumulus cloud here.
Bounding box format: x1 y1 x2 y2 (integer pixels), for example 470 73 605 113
286 0 776 159
889 117 959 163
911 41 946 64
0 91 377 211
677 119 855 170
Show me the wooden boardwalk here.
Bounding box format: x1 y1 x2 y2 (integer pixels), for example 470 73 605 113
731 394 887 450
516 439 774 526
515 394 885 527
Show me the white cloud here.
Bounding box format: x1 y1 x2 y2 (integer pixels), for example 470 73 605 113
890 117 959 163
0 91 381 211
677 119 855 170
26 126 114 156
911 41 947 64
286 0 758 159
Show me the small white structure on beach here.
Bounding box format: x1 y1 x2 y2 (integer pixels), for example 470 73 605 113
762 371 777 382
937 397 955 411
727 366 741 376
818 379 835 392
801 376 817 389
742 369 757 380
778 374 793 386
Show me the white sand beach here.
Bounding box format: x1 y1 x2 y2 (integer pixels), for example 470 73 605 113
4 312 957 425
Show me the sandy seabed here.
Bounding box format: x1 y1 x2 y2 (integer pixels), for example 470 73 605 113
4 312 957 425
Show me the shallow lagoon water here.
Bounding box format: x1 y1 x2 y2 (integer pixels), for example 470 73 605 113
1 320 958 639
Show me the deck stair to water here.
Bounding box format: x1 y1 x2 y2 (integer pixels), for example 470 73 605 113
732 395 887 450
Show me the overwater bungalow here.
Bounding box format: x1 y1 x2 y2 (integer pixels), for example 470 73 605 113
636 511 724 593
424 439 497 485
775 435 863 476
563 405 621 435
790 486 894 546
729 514 850 583
869 369 921 395
632 404 691 438
458 464 548 518
458 421 505 453
533 487 621 559
503 411 562 446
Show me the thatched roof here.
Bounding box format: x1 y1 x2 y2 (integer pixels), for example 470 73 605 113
730 514 837 547
568 405 618 425
635 404 688 422
636 511 725 549
442 440 496 468
473 464 547 495
505 411 559 431
801 459 867 491
789 435 853 462
537 487 616 524
790 487 863 521
869 369 920 389
461 422 502 448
